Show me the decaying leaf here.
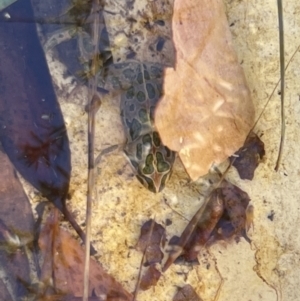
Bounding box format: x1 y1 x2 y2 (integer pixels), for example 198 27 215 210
245 204 254 232
163 180 252 270
0 150 37 300
155 0 255 181
230 132 265 180
139 265 161 291
135 220 165 291
136 219 166 265
209 180 251 244
163 189 224 271
39 209 133 300
179 189 225 262
173 284 202 301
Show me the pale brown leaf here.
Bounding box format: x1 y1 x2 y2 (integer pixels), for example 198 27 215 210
155 0 255 180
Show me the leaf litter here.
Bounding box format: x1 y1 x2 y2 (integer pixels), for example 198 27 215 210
229 132 265 180
136 219 166 266
162 179 252 271
134 219 165 292
39 208 133 301
0 0 292 299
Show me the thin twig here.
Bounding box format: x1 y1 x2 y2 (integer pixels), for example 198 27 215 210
83 1 102 300
274 0 285 171
251 45 299 131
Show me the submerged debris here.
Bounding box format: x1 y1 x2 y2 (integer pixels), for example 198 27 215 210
136 219 166 266
39 209 133 300
230 132 265 180
173 284 202 301
139 265 161 291
135 219 166 291
209 181 252 244
164 180 252 270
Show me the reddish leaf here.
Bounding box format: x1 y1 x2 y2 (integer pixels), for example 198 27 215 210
173 284 202 301
230 132 265 180
136 219 166 265
139 265 161 291
39 209 133 300
182 189 225 262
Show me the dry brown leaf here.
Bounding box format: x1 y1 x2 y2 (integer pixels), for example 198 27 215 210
155 0 255 180
39 209 133 300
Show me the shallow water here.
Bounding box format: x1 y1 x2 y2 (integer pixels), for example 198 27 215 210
0 0 300 300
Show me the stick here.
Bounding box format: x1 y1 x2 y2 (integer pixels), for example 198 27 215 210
274 0 285 171
83 1 102 300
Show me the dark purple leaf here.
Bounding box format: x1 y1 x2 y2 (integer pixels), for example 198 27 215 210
210 181 252 244
0 0 91 252
230 132 265 180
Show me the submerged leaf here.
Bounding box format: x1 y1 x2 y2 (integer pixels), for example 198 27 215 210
0 0 70 206
163 190 224 270
182 189 224 262
210 180 251 244
39 209 133 300
230 132 265 180
163 180 252 269
136 219 166 265
139 265 161 291
173 284 202 301
0 0 90 250
155 0 255 181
